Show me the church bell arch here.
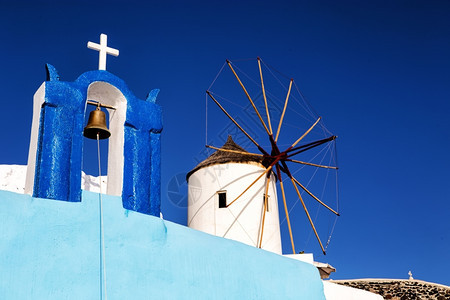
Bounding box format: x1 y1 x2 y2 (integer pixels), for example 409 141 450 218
25 65 163 216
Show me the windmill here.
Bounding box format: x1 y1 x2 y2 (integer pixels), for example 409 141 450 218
188 58 339 255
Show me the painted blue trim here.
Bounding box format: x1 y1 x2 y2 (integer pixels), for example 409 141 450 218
45 63 60 81
33 67 162 216
146 88 159 103
150 132 161 215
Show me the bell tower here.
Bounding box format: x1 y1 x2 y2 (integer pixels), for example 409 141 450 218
24 34 163 216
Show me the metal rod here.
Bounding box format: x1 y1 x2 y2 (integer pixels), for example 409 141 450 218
285 158 338 170
275 79 293 142
87 100 116 110
97 133 108 299
290 177 326 255
276 165 296 254
257 57 273 135
226 60 271 136
258 176 271 248
292 177 340 216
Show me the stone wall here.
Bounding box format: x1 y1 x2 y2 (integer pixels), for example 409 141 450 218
331 279 450 300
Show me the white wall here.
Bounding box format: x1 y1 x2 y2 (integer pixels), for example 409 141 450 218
188 162 282 254
25 83 45 195
3 164 106 194
323 281 384 300
284 253 315 264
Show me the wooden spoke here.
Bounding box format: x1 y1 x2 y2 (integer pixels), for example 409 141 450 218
286 136 335 154
275 79 293 142
206 145 263 157
226 157 280 208
292 177 339 216
290 177 326 255
258 175 271 248
226 60 271 135
226 165 273 208
257 57 273 135
276 165 295 254
286 136 336 158
289 117 321 149
285 158 338 170
207 91 268 155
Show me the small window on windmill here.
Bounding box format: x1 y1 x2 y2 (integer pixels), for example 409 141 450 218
218 191 227 208
263 194 269 212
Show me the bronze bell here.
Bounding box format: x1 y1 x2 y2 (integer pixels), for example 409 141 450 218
83 106 111 140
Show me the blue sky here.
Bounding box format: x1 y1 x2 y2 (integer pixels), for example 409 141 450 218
1 0 449 285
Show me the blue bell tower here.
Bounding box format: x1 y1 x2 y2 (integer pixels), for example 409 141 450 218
24 34 163 216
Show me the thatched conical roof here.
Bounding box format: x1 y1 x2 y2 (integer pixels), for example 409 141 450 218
186 136 264 180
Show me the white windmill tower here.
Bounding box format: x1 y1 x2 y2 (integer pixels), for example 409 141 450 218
187 136 282 254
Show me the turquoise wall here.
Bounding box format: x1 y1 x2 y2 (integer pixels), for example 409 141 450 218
0 190 325 299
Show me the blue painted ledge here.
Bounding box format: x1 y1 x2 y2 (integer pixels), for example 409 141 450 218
0 190 325 299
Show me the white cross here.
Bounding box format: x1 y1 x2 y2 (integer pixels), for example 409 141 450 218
87 33 119 70
408 270 414 280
